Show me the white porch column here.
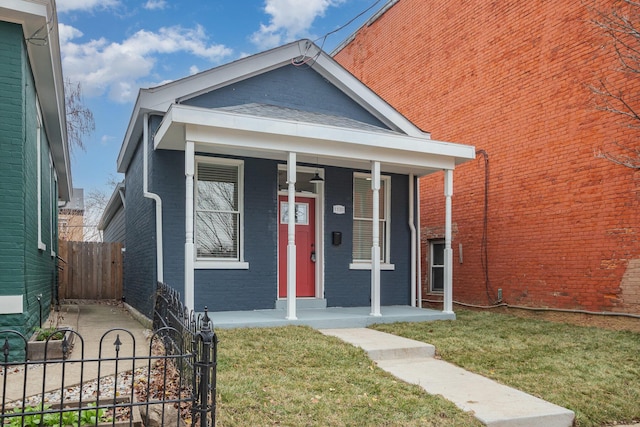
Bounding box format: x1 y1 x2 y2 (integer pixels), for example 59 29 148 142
370 161 381 317
286 152 297 320
443 169 454 314
184 141 195 312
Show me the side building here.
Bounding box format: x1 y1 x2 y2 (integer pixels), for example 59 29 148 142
0 1 72 334
334 0 640 313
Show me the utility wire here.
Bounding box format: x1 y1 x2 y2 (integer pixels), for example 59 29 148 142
293 0 384 67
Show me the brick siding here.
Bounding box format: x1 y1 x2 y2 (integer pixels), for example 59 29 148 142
335 0 640 312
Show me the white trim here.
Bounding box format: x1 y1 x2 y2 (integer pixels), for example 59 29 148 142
353 172 391 263
370 161 381 317
349 263 395 270
154 104 473 174
36 99 46 251
276 164 324 300
286 152 297 320
143 114 164 284
193 156 246 264
443 169 454 314
185 140 195 310
194 261 249 270
429 240 445 293
409 174 417 307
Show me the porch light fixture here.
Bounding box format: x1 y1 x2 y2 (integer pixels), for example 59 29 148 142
309 171 324 183
309 157 324 183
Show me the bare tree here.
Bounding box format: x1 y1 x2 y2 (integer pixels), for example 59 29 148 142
65 78 95 153
588 0 640 169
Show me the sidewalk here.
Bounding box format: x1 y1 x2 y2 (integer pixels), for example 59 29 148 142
2 303 150 403
321 328 576 427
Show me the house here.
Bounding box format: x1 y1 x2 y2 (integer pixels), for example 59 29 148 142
59 188 85 242
334 0 640 313
0 0 71 334
98 182 126 244
116 40 475 321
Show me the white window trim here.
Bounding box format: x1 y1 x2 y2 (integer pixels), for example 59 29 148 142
429 239 445 293
50 152 57 257
193 156 247 269
36 100 46 251
351 172 392 265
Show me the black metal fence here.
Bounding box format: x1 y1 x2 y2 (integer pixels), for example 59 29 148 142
0 282 217 427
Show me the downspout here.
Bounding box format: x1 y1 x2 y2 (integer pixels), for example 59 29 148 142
409 174 417 307
143 113 164 283
417 177 422 307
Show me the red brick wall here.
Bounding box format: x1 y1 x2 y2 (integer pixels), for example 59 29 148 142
335 0 640 312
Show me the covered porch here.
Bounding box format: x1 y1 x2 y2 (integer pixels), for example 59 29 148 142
208 304 454 329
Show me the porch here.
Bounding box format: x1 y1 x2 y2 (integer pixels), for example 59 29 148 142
208 305 455 329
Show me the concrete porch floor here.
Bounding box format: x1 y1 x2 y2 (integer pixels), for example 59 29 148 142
208 305 455 329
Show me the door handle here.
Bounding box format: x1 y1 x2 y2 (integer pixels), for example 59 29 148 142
310 251 316 263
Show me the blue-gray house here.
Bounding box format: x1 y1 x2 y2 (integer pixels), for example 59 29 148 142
116 40 475 324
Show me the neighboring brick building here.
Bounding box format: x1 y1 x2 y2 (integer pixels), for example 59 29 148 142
335 0 640 313
59 188 85 242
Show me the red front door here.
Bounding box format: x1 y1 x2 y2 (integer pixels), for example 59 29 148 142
278 196 316 298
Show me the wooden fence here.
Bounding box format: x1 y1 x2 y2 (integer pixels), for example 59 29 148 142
58 241 123 300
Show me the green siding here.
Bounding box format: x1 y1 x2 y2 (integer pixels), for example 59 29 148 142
0 21 57 336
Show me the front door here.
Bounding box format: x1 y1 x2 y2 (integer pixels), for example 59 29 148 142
278 196 316 298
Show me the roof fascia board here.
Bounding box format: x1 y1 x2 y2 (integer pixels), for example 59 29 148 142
117 41 309 172
1 0 72 200
98 182 125 230
156 104 474 169
185 125 457 171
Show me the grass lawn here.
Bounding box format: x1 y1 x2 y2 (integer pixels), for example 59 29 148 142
215 326 482 426
373 309 640 427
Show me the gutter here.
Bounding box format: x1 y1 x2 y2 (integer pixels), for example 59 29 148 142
143 113 164 282
409 174 417 307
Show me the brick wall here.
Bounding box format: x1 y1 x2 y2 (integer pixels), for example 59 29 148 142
335 0 640 312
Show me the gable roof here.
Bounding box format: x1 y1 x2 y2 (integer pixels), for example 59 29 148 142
117 39 440 173
0 0 72 201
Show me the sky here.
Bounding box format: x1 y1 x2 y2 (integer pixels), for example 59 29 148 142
56 0 385 197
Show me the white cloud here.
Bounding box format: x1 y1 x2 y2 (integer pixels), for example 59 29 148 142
59 23 233 103
189 65 200 75
57 0 120 13
251 0 345 49
100 135 115 145
144 0 168 10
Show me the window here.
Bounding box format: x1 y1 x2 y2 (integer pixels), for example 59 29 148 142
429 240 445 293
195 158 243 261
352 173 390 263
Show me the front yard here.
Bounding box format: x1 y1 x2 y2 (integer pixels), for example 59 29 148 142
215 309 639 427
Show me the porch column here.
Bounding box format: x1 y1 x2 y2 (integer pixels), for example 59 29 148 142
370 161 381 317
443 169 454 314
286 152 297 320
184 141 195 311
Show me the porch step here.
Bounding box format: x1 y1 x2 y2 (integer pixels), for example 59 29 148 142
274 298 327 310
320 328 575 427
321 327 435 360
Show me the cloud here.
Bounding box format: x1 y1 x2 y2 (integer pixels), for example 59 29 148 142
59 23 233 103
189 65 200 75
144 0 168 10
57 0 120 13
251 0 345 49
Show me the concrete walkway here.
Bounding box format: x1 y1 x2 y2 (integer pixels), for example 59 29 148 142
2 303 150 403
321 328 576 427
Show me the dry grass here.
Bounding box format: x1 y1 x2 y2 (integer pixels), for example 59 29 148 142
373 309 640 427
215 326 481 427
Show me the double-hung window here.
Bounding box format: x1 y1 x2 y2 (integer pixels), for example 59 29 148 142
429 240 445 293
352 173 391 267
195 158 244 265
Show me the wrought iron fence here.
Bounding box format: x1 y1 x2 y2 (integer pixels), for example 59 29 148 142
0 282 217 427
